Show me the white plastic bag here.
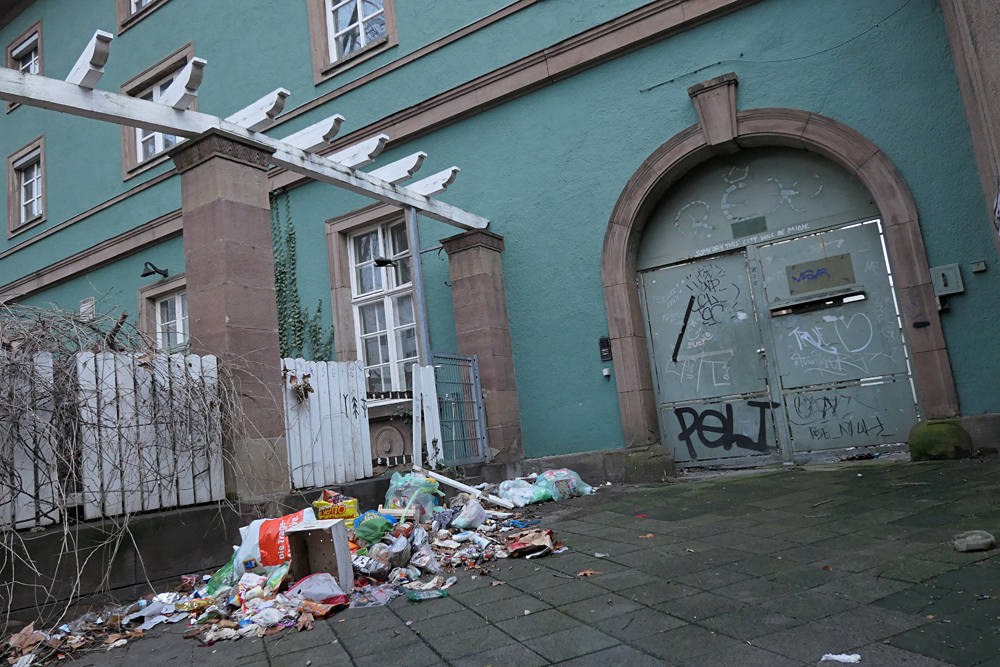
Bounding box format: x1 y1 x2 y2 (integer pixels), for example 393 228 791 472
450 499 486 529
499 479 545 507
234 508 316 577
286 572 348 605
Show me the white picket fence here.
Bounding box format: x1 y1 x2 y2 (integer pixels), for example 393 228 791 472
77 352 225 520
0 351 225 530
281 358 372 489
0 351 58 530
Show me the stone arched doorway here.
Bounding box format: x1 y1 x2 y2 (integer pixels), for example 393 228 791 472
602 73 957 455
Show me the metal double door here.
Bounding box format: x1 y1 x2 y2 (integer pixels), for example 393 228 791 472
639 220 919 465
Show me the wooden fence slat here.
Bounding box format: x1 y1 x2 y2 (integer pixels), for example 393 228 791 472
333 362 349 484
115 354 142 515
96 353 123 517
420 366 442 469
151 354 176 509
186 355 211 504
360 362 374 478
0 353 13 528
11 354 35 528
348 361 365 480
202 355 225 502
314 361 335 487
170 353 195 507
295 358 316 490
134 355 158 512
76 353 102 520
281 358 302 490
33 352 58 527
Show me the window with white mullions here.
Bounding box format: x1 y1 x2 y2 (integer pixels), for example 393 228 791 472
131 0 154 14
135 76 180 162
155 292 188 351
14 150 42 224
12 34 39 75
326 0 386 61
349 220 418 393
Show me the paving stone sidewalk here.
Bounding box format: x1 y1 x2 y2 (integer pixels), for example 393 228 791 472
82 458 999 666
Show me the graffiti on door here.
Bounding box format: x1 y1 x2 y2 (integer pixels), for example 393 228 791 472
672 399 780 459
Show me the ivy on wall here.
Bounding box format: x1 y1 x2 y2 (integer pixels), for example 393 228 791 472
269 189 334 361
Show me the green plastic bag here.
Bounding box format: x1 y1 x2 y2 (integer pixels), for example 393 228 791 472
355 511 394 544
205 551 238 597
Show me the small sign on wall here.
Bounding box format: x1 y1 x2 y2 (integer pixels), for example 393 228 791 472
785 253 856 296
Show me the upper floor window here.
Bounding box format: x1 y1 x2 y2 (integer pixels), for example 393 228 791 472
156 291 188 351
349 220 417 392
119 43 194 180
307 0 397 85
13 35 39 74
135 74 180 162
6 135 46 237
327 0 386 61
116 0 172 33
5 20 42 112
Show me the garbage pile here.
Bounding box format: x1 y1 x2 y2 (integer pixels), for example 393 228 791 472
3 468 594 664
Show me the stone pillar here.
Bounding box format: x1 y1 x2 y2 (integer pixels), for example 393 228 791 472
441 230 523 463
170 129 287 499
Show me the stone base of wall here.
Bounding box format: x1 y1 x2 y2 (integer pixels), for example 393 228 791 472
957 413 1000 456
458 445 675 488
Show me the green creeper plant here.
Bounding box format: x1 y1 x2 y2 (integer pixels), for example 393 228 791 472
269 189 334 361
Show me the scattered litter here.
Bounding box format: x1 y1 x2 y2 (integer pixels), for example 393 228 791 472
821 654 860 663
811 499 834 508
594 553 610 558
953 530 995 552
491 581 506 587
639 533 654 539
105 639 127 651
635 515 648 518
577 570 601 577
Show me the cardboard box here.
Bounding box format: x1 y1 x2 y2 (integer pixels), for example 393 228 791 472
285 519 354 596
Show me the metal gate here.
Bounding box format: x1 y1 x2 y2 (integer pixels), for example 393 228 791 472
640 219 918 465
431 352 489 465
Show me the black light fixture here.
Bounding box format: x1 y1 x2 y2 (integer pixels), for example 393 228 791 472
140 261 169 278
373 256 397 268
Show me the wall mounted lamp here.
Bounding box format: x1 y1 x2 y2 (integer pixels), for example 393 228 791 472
140 262 169 278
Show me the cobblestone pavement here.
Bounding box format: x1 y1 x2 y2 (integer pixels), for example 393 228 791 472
79 458 999 666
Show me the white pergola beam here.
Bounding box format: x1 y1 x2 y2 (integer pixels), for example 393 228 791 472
159 57 206 110
409 167 460 196
0 67 487 229
281 114 345 152
367 152 426 184
329 134 388 169
225 87 290 132
65 30 113 90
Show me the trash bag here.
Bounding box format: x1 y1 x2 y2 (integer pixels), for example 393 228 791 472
355 511 395 544
450 499 486 529
353 555 390 581
499 479 548 507
385 472 442 517
533 469 595 501
387 535 412 569
409 544 442 575
205 551 239 597
234 508 316 577
287 572 349 606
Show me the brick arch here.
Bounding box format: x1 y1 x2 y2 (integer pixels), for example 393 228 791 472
602 106 958 448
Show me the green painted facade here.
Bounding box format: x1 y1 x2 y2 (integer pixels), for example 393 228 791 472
1 0 996 459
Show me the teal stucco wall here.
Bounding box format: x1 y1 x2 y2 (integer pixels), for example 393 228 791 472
1 0 995 459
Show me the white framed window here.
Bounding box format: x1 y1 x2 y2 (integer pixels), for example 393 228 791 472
131 0 154 14
349 220 418 392
14 149 42 224
12 34 39 75
326 0 387 62
155 292 188 351
135 75 180 162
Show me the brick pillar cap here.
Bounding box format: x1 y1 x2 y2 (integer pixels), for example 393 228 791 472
440 229 505 255
169 127 275 174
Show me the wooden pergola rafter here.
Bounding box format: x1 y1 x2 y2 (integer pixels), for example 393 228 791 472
0 30 489 231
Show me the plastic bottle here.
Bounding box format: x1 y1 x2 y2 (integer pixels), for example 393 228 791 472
393 522 413 538
406 589 448 601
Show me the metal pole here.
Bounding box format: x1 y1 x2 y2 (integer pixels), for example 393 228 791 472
405 206 433 365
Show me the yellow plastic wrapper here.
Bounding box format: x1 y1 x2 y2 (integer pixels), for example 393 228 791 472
174 599 213 612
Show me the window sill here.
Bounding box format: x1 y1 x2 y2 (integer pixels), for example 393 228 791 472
124 151 174 182
118 0 173 35
7 213 46 239
316 35 396 85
